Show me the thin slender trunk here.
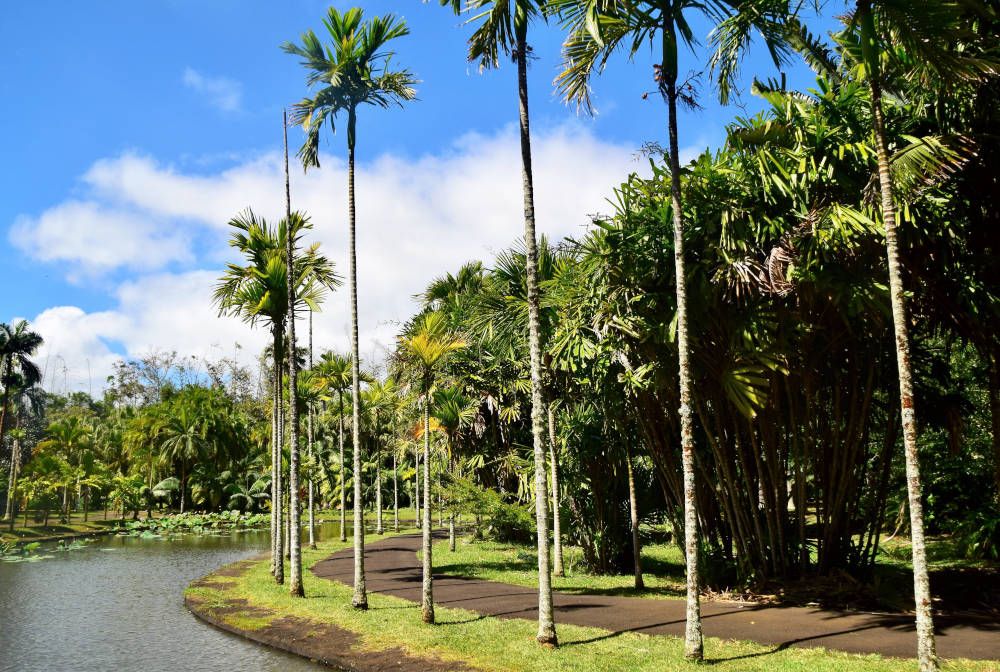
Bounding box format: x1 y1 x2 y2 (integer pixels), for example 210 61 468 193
271 328 279 576
437 471 443 527
415 443 421 528
274 328 285 584
516 28 556 648
179 466 186 515
4 411 19 522
422 391 434 623
393 453 399 532
990 352 1000 501
664 25 702 655
283 111 304 597
448 451 456 552
308 310 316 550
347 107 367 610
867 61 937 671
339 391 347 543
376 451 384 535
547 403 563 577
626 445 644 590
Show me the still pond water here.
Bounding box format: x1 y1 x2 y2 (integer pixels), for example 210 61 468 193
0 525 335 672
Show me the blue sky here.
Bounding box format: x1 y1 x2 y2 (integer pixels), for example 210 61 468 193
0 0 837 391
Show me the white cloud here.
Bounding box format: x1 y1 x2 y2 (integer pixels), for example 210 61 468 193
182 67 243 113
9 200 192 280
18 123 676 393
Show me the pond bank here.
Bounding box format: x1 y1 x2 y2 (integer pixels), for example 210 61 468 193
187 532 1000 672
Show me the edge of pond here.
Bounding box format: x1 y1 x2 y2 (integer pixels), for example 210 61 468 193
184 552 478 672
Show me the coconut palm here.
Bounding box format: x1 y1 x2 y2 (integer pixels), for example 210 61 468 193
552 0 792 657
441 0 559 646
284 5 417 610
398 311 466 624
0 321 43 494
214 209 337 583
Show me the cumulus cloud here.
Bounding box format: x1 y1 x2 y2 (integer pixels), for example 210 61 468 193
18 123 677 392
9 200 192 280
182 67 243 113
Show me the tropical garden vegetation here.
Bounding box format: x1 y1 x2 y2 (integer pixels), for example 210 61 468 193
2 1 998 671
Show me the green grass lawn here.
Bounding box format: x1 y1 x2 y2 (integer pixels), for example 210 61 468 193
185 535 999 672
0 510 135 543
434 535 688 599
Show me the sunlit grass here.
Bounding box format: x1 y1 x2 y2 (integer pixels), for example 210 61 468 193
185 534 999 672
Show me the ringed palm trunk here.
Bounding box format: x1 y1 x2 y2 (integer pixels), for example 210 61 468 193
448 450 456 552
284 112 304 597
516 26 556 648
339 391 347 543
626 445 644 590
376 449 384 535
273 326 285 584
421 387 434 623
415 443 421 528
308 310 316 550
393 452 399 532
866 49 938 670
347 106 368 610
663 25 702 657
547 402 564 577
4 413 19 522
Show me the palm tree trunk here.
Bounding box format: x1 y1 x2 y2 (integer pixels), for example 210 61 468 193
547 403 564 577
180 465 187 515
626 445 644 590
516 27 557 648
274 327 285 584
415 443 421 528
448 453 456 552
989 352 1000 501
4 412 18 522
308 310 316 550
347 107 367 610
271 331 278 576
393 453 399 532
422 390 434 623
339 391 347 543
868 68 938 672
664 37 702 657
283 110 305 597
376 453 384 535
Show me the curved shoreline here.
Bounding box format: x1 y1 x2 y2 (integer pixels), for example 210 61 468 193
184 554 476 672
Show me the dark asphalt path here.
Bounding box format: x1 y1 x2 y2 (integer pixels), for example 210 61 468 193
312 532 1000 661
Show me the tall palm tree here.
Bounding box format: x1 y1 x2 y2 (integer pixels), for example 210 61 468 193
398 312 466 624
0 321 43 488
845 3 996 668
3 381 43 522
553 0 791 657
441 0 559 646
314 351 353 542
214 209 337 583
284 5 417 611
282 111 305 598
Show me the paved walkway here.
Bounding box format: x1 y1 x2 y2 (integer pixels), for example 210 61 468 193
311 532 1000 661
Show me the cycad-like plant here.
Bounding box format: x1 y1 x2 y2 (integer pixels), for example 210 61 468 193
284 5 417 610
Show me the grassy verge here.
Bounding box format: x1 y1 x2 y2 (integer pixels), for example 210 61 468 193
434 535 687 599
0 511 130 543
185 535 998 672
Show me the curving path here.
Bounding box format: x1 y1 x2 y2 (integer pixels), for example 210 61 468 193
312 532 1000 661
